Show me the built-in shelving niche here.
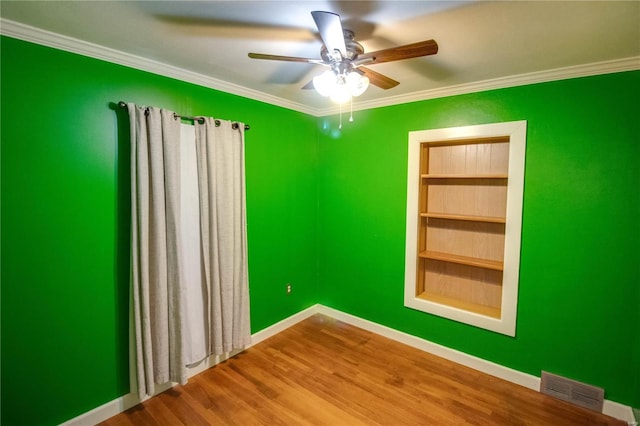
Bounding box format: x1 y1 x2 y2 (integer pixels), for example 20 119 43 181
404 121 527 336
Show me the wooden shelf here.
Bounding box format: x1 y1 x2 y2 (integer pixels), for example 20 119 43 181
419 250 504 271
406 125 525 335
421 173 508 179
408 135 520 333
417 291 501 319
420 212 506 224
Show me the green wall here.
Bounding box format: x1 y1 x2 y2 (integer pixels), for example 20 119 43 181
317 71 640 407
1 35 638 425
1 36 318 425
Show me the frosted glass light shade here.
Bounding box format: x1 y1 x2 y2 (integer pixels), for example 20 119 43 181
347 72 369 97
330 82 352 103
313 69 370 103
313 70 336 97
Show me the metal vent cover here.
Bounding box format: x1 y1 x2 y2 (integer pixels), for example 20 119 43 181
540 371 604 412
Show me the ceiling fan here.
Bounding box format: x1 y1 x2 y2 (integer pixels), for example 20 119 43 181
248 11 438 103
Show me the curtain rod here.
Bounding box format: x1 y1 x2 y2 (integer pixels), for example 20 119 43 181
118 101 250 131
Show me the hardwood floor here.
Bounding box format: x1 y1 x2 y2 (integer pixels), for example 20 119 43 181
101 314 625 425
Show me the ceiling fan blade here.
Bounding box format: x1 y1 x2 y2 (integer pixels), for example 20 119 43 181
301 80 315 90
157 15 316 42
248 53 324 64
357 40 438 65
358 67 399 90
311 11 347 58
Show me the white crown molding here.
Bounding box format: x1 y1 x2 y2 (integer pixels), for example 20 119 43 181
2 17 639 118
0 18 317 116
316 56 640 116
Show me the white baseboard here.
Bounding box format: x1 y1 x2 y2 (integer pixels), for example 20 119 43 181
61 392 140 426
315 305 540 391
603 400 637 426
61 306 320 425
62 304 636 425
249 304 319 346
314 305 635 425
182 305 318 383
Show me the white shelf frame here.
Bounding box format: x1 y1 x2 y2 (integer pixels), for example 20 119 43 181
404 121 527 336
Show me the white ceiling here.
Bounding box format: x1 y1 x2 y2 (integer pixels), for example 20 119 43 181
2 1 639 114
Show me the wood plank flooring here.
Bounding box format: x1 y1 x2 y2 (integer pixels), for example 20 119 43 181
101 314 626 425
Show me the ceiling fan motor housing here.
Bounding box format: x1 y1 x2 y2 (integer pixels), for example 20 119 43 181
320 29 364 63
248 11 438 92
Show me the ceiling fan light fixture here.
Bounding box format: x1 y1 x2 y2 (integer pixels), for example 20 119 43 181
312 70 336 97
347 72 369 97
249 11 439 106
329 79 352 104
313 69 370 104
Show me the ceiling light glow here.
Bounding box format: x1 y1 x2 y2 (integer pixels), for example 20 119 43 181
313 70 370 104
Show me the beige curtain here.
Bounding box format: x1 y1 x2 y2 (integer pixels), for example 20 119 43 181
195 118 251 356
128 104 187 399
128 104 251 400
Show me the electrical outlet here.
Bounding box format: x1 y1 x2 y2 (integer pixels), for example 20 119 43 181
286 283 292 294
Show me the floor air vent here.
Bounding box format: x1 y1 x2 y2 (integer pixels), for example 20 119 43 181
540 371 604 412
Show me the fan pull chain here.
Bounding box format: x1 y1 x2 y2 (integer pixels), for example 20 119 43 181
339 102 343 129
349 97 354 123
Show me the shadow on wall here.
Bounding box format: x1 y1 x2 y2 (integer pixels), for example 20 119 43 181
111 101 132 394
